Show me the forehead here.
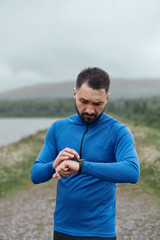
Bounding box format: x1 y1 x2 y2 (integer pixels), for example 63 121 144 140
76 83 106 101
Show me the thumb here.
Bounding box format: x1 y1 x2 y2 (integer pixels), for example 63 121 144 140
52 173 57 178
53 172 61 180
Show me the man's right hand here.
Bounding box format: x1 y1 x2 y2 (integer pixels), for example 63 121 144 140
52 148 80 170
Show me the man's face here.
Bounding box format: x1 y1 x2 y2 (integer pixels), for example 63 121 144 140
73 83 110 124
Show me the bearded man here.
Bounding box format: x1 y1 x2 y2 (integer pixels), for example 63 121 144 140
31 67 140 240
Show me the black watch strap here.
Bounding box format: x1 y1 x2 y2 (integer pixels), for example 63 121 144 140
77 159 84 174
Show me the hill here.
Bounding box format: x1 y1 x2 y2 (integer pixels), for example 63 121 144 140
0 82 74 100
0 79 160 100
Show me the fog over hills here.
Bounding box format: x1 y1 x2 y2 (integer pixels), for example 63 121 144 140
0 79 160 100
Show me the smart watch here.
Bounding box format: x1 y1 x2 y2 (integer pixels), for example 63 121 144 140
77 159 84 174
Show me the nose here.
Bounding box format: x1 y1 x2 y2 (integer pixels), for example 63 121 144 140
85 104 95 115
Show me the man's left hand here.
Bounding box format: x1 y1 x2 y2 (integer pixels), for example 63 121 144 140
52 160 79 180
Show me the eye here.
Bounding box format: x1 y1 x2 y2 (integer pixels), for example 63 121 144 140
80 98 88 104
93 102 103 106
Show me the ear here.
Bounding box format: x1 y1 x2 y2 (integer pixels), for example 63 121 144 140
106 92 110 103
73 87 76 100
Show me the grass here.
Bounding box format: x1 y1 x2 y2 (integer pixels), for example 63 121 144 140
0 119 160 199
139 158 160 196
125 122 160 197
0 129 47 198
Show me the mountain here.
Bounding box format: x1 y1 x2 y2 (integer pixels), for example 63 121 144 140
0 79 160 100
0 82 74 100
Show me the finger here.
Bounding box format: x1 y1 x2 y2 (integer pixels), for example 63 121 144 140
59 151 74 159
58 155 71 161
59 169 71 176
71 149 80 159
59 168 70 174
55 171 61 180
71 150 80 159
53 155 69 169
62 148 80 159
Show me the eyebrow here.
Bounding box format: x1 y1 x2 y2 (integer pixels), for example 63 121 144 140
80 97 104 105
93 101 104 105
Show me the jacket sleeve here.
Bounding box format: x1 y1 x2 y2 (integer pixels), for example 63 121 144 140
30 124 58 184
81 126 140 184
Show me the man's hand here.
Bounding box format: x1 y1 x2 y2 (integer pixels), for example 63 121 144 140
52 160 79 180
52 148 80 170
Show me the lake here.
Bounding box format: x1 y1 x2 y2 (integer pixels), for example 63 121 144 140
0 118 59 147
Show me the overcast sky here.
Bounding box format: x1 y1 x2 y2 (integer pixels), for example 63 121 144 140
0 0 160 92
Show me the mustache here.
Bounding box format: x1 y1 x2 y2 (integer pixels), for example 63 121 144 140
82 113 97 117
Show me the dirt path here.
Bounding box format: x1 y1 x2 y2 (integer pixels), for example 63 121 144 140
0 181 160 240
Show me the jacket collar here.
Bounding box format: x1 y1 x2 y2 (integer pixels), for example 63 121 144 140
74 112 105 127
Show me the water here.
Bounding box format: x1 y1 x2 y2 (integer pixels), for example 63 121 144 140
0 118 58 147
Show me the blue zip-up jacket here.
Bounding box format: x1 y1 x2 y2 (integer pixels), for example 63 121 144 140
31 113 140 238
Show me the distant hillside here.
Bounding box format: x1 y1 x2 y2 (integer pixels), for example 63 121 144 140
0 82 74 100
0 79 160 100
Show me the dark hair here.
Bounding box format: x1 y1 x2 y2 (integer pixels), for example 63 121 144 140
76 67 110 93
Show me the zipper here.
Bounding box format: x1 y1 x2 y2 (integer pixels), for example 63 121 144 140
79 125 88 158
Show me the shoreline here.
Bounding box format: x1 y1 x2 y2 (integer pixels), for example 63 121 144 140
0 117 57 147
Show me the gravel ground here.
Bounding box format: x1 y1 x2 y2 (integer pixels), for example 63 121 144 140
0 181 160 240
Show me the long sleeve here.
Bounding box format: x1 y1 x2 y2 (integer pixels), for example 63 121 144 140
81 126 140 183
30 124 58 184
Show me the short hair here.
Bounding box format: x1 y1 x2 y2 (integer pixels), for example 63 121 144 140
76 67 110 93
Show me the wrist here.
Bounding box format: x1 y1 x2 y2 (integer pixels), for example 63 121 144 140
52 161 56 169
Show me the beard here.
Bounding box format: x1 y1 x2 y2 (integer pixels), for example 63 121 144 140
75 104 105 124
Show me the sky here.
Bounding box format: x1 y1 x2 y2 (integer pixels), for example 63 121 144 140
0 0 160 92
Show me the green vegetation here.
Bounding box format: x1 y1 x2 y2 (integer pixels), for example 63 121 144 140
0 97 160 199
0 121 160 199
0 130 47 198
127 124 160 197
107 97 160 129
0 97 159 128
0 99 75 118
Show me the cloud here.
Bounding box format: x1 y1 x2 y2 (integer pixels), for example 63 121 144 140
0 0 160 91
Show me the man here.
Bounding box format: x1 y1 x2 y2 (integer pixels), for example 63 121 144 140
31 67 140 240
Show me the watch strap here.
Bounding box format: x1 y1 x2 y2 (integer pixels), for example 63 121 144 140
77 159 84 174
